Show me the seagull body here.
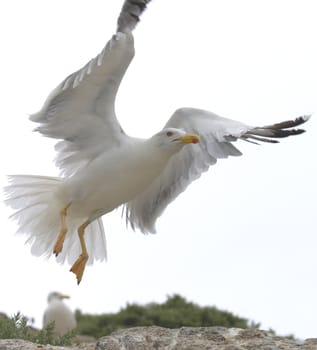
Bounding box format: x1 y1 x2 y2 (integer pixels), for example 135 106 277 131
5 0 309 283
43 292 76 335
59 131 193 220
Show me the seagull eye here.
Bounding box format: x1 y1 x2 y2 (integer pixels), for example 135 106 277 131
166 131 174 137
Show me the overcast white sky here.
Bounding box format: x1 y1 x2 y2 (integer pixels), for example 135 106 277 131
0 0 316 340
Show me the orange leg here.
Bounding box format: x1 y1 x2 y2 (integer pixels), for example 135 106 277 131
70 220 90 284
53 204 70 256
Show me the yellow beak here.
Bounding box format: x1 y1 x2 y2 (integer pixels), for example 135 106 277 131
60 294 70 299
177 134 200 144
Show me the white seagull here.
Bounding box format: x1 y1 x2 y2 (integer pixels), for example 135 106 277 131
5 0 309 284
43 292 76 335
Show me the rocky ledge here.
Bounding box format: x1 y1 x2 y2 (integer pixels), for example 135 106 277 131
1 326 317 350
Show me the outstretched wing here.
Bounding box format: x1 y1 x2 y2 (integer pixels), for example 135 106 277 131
30 0 151 177
30 32 135 177
125 107 310 233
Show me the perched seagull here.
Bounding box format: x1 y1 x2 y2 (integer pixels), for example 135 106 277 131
5 0 309 284
43 292 76 335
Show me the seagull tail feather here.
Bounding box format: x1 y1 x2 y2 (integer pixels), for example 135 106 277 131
4 175 107 265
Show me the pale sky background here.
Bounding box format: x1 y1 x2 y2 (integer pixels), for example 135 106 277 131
0 0 316 340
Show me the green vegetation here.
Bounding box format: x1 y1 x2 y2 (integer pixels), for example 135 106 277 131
0 312 75 346
0 295 295 343
75 294 257 338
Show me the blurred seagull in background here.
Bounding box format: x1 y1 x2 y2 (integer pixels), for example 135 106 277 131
5 0 310 283
43 292 76 335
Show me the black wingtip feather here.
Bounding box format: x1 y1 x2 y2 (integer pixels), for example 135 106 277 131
117 0 152 33
244 115 310 143
262 115 311 130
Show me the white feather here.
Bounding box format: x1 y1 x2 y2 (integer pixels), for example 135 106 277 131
4 175 107 265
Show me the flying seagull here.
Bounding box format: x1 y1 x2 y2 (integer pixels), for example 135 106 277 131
43 292 76 335
5 0 309 284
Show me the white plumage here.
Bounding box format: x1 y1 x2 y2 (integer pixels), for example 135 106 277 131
4 0 309 283
43 292 76 335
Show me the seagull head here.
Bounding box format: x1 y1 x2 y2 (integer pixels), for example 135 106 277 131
47 291 70 303
151 128 200 151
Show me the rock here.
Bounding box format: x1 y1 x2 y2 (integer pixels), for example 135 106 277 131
96 326 317 350
0 339 65 350
1 327 316 350
0 338 95 350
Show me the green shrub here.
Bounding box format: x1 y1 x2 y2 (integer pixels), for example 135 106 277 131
0 312 75 346
75 294 255 338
